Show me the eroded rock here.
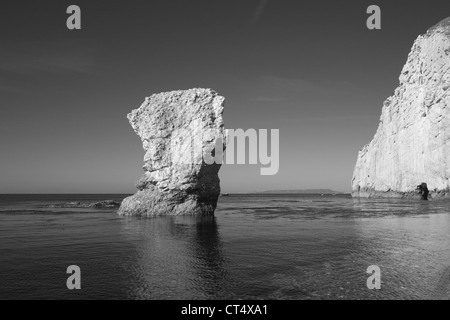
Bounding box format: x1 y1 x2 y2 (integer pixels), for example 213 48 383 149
118 88 225 216
352 18 450 199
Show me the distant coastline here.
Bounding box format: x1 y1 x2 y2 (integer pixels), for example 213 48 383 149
256 189 344 194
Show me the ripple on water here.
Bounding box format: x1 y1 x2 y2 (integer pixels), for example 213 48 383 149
0 194 449 299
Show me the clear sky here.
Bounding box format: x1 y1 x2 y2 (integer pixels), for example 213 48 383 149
1 0 449 193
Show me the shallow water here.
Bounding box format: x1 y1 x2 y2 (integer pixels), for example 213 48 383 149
0 194 449 300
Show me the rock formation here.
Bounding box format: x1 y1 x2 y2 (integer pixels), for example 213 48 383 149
352 18 450 199
118 88 225 216
47 200 121 208
416 182 429 200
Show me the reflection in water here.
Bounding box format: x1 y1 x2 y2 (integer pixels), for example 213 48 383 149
212 195 450 300
189 217 227 297
1 194 450 299
353 211 450 299
120 216 227 299
434 266 450 299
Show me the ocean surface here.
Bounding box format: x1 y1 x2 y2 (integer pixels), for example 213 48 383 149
0 193 449 300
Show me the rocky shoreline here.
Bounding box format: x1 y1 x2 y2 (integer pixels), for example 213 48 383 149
351 187 450 199
46 200 121 208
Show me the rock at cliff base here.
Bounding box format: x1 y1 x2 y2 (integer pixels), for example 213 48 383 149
352 18 450 199
118 88 225 216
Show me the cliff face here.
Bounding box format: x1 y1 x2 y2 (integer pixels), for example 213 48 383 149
118 88 225 216
352 18 450 199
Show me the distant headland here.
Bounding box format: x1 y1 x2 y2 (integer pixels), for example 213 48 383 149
256 189 344 194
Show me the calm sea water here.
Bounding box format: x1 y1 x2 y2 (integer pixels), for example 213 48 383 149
0 193 449 300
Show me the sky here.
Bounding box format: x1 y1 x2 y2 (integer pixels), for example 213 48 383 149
1 0 450 193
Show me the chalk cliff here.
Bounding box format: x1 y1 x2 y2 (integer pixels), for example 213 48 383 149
352 18 450 199
118 88 225 216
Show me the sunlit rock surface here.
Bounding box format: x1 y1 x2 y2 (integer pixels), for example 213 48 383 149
118 88 225 216
352 18 450 199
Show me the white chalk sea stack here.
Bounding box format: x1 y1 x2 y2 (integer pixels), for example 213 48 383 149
352 18 450 199
118 88 225 216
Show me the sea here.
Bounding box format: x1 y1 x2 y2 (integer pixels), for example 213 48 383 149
0 193 449 300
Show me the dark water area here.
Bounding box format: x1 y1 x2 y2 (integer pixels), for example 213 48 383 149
0 194 449 300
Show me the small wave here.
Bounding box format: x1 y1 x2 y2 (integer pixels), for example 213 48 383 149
0 209 116 215
271 199 313 203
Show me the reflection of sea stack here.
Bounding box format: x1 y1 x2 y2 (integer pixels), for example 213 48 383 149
118 88 225 216
352 18 450 199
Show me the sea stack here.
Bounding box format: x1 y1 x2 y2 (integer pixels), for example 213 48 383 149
352 18 450 199
118 88 225 216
